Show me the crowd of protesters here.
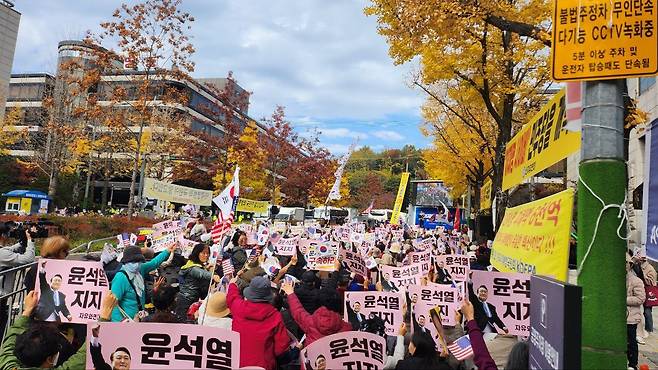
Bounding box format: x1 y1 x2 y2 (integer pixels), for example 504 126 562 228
0 212 654 370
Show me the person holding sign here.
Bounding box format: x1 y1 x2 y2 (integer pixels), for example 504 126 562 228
110 244 174 322
34 260 72 322
394 331 451 370
175 243 220 321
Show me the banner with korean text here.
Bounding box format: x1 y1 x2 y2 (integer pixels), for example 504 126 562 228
344 291 404 335
471 271 531 336
236 198 269 213
502 89 580 190
299 239 339 271
86 322 240 369
34 259 109 323
300 332 386 370
491 189 574 282
379 263 423 291
143 178 213 206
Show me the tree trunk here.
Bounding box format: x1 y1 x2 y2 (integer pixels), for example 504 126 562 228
48 168 58 202
128 122 145 219
101 158 110 210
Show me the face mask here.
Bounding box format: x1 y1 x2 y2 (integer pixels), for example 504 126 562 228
124 262 141 274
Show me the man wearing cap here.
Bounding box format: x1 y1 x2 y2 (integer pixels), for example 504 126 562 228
227 274 290 370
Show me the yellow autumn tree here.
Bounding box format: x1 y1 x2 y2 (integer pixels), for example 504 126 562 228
0 107 25 155
214 121 268 199
365 0 553 225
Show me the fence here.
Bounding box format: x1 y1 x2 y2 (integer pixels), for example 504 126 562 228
0 235 116 343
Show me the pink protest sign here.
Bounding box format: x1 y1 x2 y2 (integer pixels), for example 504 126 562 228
177 234 197 258
34 259 109 323
408 283 462 327
471 271 531 336
299 239 339 271
274 236 298 256
152 219 181 238
414 237 435 251
379 262 423 291
300 331 386 370
344 291 404 335
434 255 470 282
151 233 177 253
86 322 240 369
406 250 431 274
340 249 369 277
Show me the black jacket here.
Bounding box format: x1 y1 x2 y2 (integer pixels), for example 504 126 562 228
395 356 452 370
35 270 71 321
294 283 321 314
90 342 112 370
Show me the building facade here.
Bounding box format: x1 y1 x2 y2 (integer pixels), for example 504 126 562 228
0 1 20 121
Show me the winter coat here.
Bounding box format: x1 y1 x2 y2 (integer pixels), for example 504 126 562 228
110 250 170 322
287 293 351 346
395 356 452 370
178 260 212 303
627 271 646 324
226 283 290 370
294 283 321 314
0 241 35 296
641 261 657 287
0 316 85 370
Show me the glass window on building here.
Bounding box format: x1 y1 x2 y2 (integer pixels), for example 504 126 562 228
639 77 655 94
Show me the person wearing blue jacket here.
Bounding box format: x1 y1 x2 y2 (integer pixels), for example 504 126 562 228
110 244 174 322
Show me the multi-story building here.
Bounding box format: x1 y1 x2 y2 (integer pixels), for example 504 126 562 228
5 39 267 206
0 1 20 121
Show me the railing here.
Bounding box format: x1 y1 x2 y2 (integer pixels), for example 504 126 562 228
0 235 116 343
0 261 37 341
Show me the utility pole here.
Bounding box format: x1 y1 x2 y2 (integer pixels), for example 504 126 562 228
577 79 627 369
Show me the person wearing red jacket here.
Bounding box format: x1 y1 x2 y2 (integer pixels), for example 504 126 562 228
227 275 290 370
280 281 352 346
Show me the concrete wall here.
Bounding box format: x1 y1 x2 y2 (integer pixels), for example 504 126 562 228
0 3 20 121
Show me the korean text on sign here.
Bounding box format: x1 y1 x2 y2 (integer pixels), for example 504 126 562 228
552 0 658 81
86 322 240 369
471 271 531 336
344 292 404 335
301 332 386 370
34 259 109 323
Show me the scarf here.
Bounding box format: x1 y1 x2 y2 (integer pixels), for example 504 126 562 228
123 262 145 298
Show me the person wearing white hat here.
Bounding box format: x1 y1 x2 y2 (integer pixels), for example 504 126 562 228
198 292 232 329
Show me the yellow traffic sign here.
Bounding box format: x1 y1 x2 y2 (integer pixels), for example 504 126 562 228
552 0 658 81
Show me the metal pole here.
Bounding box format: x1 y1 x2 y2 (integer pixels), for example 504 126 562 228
138 156 147 206
577 79 627 369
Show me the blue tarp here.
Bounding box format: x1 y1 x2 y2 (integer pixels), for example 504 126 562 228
1 189 51 200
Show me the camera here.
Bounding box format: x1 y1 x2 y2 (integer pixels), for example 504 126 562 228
0 221 51 251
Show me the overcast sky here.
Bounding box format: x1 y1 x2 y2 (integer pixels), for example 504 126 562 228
10 0 430 154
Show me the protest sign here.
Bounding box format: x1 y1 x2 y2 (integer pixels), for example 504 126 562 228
414 237 435 251
34 259 108 323
257 225 269 246
502 90 580 190
344 291 403 335
236 198 269 213
273 222 287 233
275 237 298 256
471 271 531 336
408 283 461 327
391 229 403 242
491 189 574 282
335 226 351 243
177 234 197 258
341 249 369 277
86 322 240 369
152 219 182 239
406 250 431 274
299 239 339 271
350 231 364 245
151 233 177 253
300 331 386 370
143 178 213 206
237 224 253 233
289 225 304 236
379 263 423 291
434 255 470 282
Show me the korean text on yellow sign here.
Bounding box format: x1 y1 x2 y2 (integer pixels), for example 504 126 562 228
502 89 580 190
491 189 574 282
390 172 410 225
481 179 493 210
552 0 658 81
236 198 269 213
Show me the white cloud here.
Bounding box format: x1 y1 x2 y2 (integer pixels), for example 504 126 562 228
372 130 405 141
320 128 367 140
323 143 364 155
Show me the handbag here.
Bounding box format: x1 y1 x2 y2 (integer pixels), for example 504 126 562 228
645 285 658 307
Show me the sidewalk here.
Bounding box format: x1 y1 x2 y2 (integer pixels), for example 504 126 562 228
639 308 658 368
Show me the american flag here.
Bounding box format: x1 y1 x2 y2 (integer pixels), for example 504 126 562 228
247 248 260 263
221 258 234 276
117 233 130 248
447 335 474 361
